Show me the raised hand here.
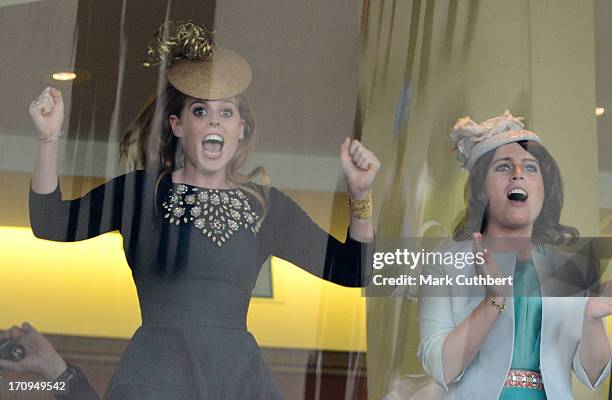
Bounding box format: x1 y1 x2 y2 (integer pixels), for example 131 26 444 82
29 87 64 139
473 233 507 299
585 281 612 320
340 138 381 199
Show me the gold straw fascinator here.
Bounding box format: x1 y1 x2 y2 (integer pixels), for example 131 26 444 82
144 21 252 100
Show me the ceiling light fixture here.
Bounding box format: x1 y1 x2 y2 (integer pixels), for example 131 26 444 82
596 106 605 117
52 72 77 81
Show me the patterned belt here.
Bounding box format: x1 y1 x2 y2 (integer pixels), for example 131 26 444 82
504 369 544 390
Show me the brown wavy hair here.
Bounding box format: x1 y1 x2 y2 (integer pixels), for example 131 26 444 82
119 83 269 224
452 141 578 245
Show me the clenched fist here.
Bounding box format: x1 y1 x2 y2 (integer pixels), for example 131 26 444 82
340 138 381 199
29 87 64 139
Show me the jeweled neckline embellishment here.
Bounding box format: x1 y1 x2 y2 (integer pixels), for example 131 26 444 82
162 184 260 247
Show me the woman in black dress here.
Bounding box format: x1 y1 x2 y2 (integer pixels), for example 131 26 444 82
27 21 380 399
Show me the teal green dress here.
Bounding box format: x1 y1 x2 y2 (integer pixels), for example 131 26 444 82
499 260 547 400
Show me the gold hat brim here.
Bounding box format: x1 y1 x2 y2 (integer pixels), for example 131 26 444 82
167 48 252 100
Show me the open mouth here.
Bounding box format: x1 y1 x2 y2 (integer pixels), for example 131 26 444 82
202 134 224 157
507 187 528 202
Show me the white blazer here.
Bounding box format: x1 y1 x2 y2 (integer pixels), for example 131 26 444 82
417 240 611 400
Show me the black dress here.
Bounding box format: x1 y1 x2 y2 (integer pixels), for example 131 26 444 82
29 170 370 400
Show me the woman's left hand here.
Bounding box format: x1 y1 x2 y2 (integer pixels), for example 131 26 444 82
340 138 381 199
585 281 612 320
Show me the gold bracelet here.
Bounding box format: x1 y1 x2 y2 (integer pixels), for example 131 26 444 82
348 192 372 220
486 295 506 314
38 131 63 144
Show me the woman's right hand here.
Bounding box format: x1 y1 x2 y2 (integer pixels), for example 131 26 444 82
472 233 507 299
29 87 64 138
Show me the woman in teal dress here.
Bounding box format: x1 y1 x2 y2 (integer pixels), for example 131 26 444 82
418 111 612 399
499 259 545 400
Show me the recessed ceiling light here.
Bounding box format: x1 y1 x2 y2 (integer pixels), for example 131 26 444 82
596 106 605 117
52 72 77 81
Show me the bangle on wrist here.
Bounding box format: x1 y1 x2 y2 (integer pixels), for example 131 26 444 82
485 295 506 314
348 192 372 220
53 364 78 384
38 131 63 144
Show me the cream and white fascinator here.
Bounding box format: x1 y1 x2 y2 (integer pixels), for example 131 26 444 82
449 110 540 171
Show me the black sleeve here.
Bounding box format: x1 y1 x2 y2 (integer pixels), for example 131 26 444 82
53 365 100 400
262 187 373 287
29 171 142 242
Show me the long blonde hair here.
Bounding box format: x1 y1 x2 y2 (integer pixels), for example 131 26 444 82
120 83 269 223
